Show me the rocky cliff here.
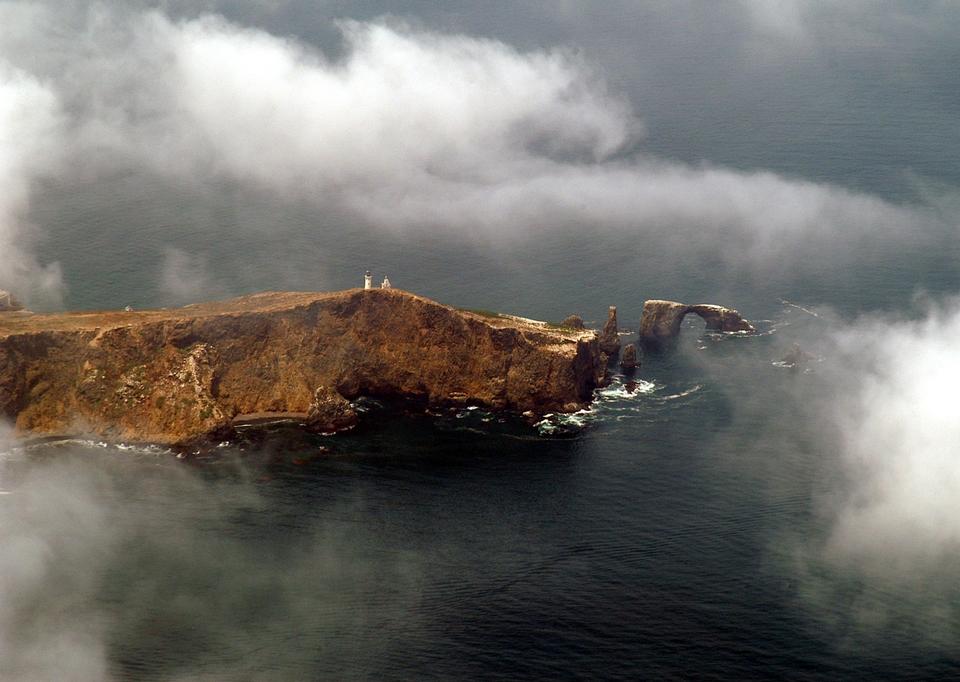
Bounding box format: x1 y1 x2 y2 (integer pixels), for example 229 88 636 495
0 289 602 445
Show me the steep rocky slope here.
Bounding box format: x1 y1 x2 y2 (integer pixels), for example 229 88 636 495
0 289 602 445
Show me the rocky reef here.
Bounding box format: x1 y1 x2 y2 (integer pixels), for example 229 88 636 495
0 289 602 446
640 299 754 349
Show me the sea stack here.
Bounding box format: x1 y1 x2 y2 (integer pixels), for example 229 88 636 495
620 343 639 372
598 306 621 356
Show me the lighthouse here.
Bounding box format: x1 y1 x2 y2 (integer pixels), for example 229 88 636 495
364 270 373 290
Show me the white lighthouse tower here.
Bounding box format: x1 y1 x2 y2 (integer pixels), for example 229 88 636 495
364 270 373 290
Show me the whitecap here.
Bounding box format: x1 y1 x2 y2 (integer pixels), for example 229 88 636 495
596 379 656 401
535 406 596 435
659 384 703 401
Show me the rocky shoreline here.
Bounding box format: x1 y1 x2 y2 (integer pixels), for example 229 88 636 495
0 289 603 446
0 288 756 449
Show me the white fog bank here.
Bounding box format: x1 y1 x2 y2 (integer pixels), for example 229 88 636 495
827 301 960 570
0 5 950 301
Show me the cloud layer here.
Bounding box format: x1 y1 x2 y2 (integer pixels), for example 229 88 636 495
827 300 960 570
0 4 950 305
0 65 64 306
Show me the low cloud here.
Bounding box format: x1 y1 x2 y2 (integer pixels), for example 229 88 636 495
151 14 937 265
0 443 113 680
0 64 64 308
158 247 227 304
826 299 960 571
0 5 949 306
750 299 960 648
0 445 428 681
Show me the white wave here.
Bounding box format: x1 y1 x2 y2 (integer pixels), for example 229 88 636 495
596 379 656 400
658 385 703 401
535 407 595 435
15 438 174 457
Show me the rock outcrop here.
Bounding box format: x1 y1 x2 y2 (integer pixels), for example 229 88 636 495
687 304 755 334
306 386 358 432
640 299 754 349
0 290 23 312
777 343 816 372
598 306 621 356
0 289 602 445
620 343 639 372
560 314 585 330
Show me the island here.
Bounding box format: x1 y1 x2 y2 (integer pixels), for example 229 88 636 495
0 289 603 446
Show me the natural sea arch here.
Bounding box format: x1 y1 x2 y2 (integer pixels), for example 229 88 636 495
639 300 754 350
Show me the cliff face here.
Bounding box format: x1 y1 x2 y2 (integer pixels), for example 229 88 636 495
0 289 602 445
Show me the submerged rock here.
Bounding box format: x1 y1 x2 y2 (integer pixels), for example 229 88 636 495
777 343 816 372
598 306 621 356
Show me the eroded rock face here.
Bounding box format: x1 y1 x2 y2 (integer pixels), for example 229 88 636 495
639 300 689 349
306 386 357 432
0 291 23 312
0 289 602 445
640 299 754 349
598 306 621 356
687 304 755 334
620 343 639 372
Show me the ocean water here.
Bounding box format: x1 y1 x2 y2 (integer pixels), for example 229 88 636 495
5 6 960 680
2 317 958 679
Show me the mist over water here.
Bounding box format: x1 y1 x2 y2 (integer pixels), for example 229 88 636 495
5 320 960 680
3 1 960 679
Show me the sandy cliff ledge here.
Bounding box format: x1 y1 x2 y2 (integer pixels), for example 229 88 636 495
0 289 602 445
